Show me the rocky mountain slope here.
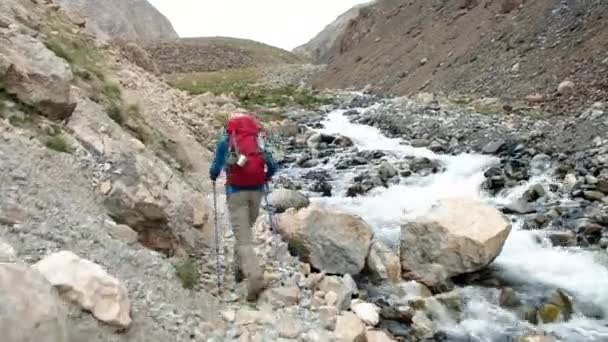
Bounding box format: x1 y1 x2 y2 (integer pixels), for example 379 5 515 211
312 0 608 114
144 37 306 75
293 1 374 63
56 0 178 41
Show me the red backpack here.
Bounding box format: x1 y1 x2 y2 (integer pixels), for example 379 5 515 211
225 114 266 187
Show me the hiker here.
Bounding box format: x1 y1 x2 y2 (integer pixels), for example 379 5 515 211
209 112 278 301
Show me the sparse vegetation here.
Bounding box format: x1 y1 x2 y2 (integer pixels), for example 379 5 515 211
45 134 72 153
169 68 332 111
175 259 199 290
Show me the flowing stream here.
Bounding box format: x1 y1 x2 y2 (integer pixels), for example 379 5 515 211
286 106 608 341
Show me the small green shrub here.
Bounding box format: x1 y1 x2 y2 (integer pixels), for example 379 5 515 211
102 82 122 103
175 259 199 289
45 134 72 153
107 104 124 125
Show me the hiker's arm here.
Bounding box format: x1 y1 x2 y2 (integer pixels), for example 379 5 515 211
264 150 279 181
209 134 228 181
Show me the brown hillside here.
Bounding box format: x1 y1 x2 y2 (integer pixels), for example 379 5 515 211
144 37 306 74
312 0 608 114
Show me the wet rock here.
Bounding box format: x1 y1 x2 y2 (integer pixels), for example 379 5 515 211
309 180 332 197
434 291 463 314
583 190 605 202
503 198 536 214
524 184 546 202
519 335 556 342
409 157 442 174
400 199 511 288
334 311 366 341
351 299 380 326
597 179 608 194
482 140 506 154
277 204 373 275
0 263 69 342
266 188 310 213
0 33 76 120
411 312 434 339
366 240 402 283
499 287 521 308
547 231 576 247
377 161 398 182
380 320 411 338
537 303 562 323
410 139 430 148
32 251 131 327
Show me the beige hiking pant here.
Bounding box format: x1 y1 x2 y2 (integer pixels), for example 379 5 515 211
226 190 264 298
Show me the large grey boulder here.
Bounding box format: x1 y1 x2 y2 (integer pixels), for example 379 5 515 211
33 251 132 328
0 263 69 342
267 188 310 213
0 33 76 120
277 204 373 275
400 198 511 288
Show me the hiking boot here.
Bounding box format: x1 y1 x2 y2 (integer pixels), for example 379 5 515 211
246 276 265 302
234 267 245 283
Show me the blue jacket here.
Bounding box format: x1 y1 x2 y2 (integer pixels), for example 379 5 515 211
209 132 279 195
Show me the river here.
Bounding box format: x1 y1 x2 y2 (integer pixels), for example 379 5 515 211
283 104 608 341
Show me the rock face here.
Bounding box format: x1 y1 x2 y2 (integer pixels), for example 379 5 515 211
400 198 511 286
312 0 608 115
0 263 69 342
32 251 132 328
56 0 178 42
267 188 310 214
293 2 374 63
0 33 76 120
277 205 374 275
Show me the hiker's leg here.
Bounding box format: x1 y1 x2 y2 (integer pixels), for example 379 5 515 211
228 191 263 300
227 192 248 283
242 191 264 300
248 190 263 228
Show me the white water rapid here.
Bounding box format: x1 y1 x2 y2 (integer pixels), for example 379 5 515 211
296 107 608 341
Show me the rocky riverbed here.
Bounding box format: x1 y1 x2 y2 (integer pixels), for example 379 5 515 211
265 91 608 341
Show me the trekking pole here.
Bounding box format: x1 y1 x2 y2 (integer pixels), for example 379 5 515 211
264 182 278 234
212 181 222 294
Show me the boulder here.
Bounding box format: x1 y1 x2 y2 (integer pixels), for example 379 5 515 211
366 240 402 283
277 204 373 275
267 188 310 214
558 80 576 95
400 199 511 286
260 286 299 308
318 305 339 331
318 275 354 310
0 33 76 120
351 299 381 326
32 251 132 327
0 263 69 342
366 329 397 342
377 161 398 182
334 311 366 342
